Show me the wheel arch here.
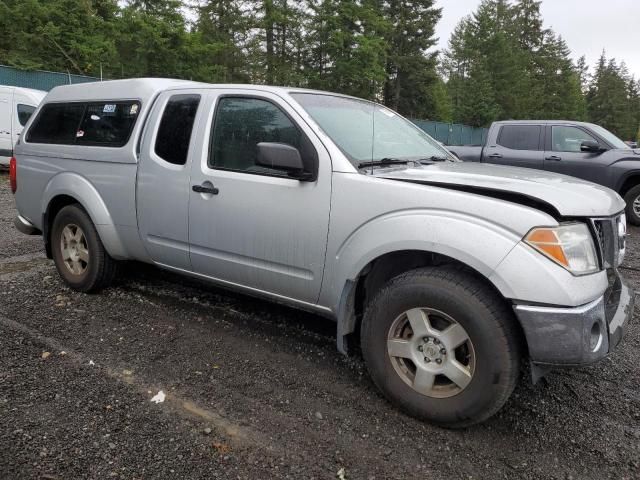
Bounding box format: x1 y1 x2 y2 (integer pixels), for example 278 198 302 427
42 173 127 260
618 171 640 198
335 248 527 359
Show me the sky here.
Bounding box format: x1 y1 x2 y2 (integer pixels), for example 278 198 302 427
434 0 640 78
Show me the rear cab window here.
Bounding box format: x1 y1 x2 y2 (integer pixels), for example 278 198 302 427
497 125 542 151
155 94 201 165
26 101 140 147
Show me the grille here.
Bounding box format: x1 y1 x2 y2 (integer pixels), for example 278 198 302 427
591 215 623 270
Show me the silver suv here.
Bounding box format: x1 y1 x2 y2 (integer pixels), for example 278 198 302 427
12 79 634 427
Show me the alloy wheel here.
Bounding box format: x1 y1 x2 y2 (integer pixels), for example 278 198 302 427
387 307 476 399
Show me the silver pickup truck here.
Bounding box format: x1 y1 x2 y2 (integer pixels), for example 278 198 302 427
11 79 634 427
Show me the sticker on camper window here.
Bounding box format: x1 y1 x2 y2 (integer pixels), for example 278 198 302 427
76 130 84 138
130 104 139 115
90 114 100 121
103 104 116 113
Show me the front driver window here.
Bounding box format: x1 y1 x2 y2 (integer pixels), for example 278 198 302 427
209 97 304 177
552 126 597 153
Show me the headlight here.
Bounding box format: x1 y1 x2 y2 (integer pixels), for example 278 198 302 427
524 223 599 275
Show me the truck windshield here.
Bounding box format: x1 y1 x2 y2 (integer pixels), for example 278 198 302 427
589 124 631 150
290 93 456 169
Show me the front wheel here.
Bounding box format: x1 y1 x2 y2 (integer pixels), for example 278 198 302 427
624 185 640 226
361 267 521 428
51 204 117 292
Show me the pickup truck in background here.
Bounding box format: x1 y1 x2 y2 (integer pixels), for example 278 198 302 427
448 120 640 224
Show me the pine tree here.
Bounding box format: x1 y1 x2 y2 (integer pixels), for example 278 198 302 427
247 0 307 86
443 0 591 125
191 0 252 82
381 0 442 118
587 53 637 139
305 0 387 99
0 0 119 76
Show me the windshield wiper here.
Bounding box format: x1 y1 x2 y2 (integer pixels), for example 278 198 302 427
357 158 412 169
417 156 449 163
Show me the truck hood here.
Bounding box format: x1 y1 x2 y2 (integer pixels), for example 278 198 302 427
376 162 625 218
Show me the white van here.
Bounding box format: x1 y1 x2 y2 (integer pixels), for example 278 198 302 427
0 86 46 166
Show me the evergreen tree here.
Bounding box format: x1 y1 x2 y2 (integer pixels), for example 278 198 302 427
443 0 590 125
586 53 638 139
305 0 387 99
114 0 192 79
0 0 118 76
191 0 252 82
381 0 442 118
248 0 307 85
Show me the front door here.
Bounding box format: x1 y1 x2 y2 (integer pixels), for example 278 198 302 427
0 90 12 163
137 90 204 269
544 125 610 184
188 91 331 304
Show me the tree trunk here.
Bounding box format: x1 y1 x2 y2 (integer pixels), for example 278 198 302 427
265 0 275 84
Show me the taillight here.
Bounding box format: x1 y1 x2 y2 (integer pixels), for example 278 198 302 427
9 157 17 194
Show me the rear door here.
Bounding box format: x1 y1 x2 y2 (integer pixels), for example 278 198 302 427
483 124 544 170
188 90 331 304
0 88 12 163
543 125 610 184
137 89 205 269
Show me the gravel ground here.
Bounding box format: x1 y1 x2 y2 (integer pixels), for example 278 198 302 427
1 172 639 480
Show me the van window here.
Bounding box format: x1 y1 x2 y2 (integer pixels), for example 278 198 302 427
209 97 302 175
17 104 36 126
26 103 85 144
497 125 541 151
155 94 200 165
26 101 140 147
76 102 140 147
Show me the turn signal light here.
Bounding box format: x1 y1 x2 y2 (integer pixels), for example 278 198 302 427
524 224 599 275
525 228 568 266
9 156 17 194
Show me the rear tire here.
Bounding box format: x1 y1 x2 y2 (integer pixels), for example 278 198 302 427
51 204 117 292
624 185 640 226
361 266 521 428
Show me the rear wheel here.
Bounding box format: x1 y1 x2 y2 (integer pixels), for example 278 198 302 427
624 185 640 226
361 266 521 428
51 205 117 292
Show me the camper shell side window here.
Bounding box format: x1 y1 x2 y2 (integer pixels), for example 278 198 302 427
26 101 141 147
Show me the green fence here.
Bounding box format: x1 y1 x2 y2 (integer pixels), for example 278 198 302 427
0 65 100 92
412 119 488 146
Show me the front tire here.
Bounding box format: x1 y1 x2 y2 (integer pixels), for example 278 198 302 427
624 185 640 226
51 204 117 292
361 267 521 428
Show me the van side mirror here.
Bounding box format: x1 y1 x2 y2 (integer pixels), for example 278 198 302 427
256 142 312 180
581 140 605 153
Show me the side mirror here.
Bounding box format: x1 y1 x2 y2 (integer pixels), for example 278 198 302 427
256 142 312 180
581 140 605 153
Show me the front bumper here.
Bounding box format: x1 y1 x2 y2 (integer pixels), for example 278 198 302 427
14 215 40 236
514 270 634 366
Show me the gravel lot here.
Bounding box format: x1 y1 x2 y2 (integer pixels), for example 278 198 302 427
1 172 639 480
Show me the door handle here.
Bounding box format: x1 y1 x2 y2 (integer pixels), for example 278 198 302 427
487 153 503 158
545 155 562 161
192 184 219 195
